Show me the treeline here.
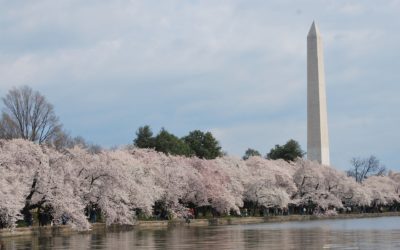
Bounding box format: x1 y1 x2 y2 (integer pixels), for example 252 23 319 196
0 86 392 183
1 86 398 231
1 139 399 231
0 86 391 184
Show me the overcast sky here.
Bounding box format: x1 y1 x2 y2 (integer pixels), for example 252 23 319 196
1 0 399 170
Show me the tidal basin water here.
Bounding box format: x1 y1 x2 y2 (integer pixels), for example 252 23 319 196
2 216 400 249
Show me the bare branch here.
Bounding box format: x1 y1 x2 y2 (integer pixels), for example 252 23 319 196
0 86 60 144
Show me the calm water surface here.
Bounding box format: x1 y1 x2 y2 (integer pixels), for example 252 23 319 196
2 216 400 249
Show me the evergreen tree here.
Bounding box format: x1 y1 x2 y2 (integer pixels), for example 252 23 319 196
134 125 155 148
266 139 304 162
183 130 222 159
154 128 192 156
242 148 261 160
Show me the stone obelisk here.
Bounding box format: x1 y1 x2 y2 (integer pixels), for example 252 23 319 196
307 21 330 165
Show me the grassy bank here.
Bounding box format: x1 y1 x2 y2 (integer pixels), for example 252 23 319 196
1 212 400 238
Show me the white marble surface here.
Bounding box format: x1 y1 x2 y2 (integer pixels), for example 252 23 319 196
307 22 330 165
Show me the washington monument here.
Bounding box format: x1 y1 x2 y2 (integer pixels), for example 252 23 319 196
307 21 330 165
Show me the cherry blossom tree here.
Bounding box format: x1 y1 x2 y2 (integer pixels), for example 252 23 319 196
244 157 296 210
293 160 342 210
363 176 400 206
1 138 399 231
0 139 49 228
389 171 400 195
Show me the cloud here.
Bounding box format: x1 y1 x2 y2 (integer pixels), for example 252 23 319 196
338 3 365 15
0 0 399 170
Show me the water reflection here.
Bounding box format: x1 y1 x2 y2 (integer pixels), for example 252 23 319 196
2 217 400 249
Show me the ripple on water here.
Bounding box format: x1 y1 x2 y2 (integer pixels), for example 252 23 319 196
2 216 400 250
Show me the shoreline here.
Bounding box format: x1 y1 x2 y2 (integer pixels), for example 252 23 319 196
1 212 400 238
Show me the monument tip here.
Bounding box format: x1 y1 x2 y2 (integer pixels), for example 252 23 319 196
308 21 320 37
